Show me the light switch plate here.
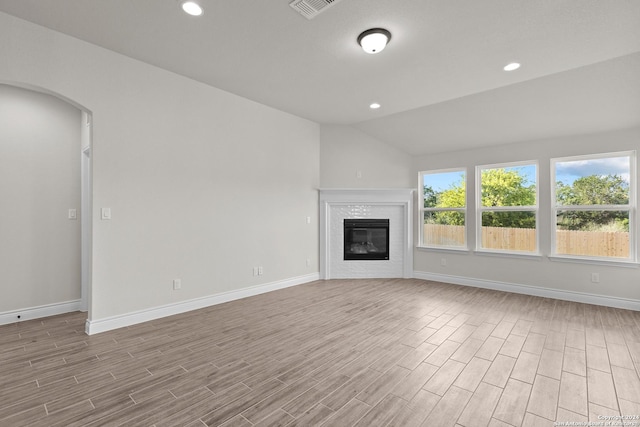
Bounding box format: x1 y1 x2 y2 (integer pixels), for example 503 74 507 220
101 208 111 220
68 209 77 220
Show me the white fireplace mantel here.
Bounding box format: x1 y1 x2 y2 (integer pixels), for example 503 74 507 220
319 188 414 279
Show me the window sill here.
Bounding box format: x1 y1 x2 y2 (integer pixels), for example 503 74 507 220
473 250 544 261
548 255 639 268
416 246 471 254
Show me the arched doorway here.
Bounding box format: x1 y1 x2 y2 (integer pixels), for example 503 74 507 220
0 83 92 326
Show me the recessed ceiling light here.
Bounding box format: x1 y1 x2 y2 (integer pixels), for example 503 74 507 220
181 1 203 16
370 103 381 109
503 62 521 71
358 29 392 54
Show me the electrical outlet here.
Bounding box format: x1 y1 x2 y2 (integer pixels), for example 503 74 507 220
258 266 263 275
306 216 311 224
591 273 600 283
306 258 311 267
173 279 182 290
356 170 362 179
440 258 447 266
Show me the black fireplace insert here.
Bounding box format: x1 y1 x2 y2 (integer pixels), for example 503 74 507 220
344 218 389 260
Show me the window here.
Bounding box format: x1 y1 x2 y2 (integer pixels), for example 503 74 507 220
419 169 466 248
551 152 636 261
476 162 538 253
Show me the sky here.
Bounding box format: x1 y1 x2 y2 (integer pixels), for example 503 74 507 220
423 156 630 193
555 156 630 185
423 170 465 193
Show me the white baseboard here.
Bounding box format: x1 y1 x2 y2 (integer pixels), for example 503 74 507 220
85 273 320 335
413 271 640 311
0 300 82 326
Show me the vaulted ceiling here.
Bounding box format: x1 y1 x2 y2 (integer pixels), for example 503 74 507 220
1 0 639 155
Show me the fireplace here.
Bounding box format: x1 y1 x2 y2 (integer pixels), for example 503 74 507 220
344 219 389 260
319 188 413 279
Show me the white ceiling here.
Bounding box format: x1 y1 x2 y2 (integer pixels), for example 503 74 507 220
1 0 639 155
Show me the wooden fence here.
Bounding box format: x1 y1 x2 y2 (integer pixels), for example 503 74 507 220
555 229 629 258
423 224 629 257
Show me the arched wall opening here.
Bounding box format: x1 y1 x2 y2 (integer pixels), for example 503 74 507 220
0 82 93 327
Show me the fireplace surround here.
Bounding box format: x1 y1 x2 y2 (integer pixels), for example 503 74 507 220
319 189 414 279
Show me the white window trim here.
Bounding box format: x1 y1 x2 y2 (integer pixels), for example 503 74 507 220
550 150 636 263
474 250 543 260
418 167 467 249
475 160 539 254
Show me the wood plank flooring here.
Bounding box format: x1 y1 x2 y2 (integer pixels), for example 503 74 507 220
1 278 639 426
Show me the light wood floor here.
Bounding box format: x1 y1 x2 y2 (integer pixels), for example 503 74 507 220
1 279 640 427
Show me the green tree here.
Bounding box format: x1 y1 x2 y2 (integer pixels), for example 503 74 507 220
423 185 437 208
556 174 629 231
424 168 536 227
434 182 465 225
481 169 535 207
557 174 628 206
480 168 536 228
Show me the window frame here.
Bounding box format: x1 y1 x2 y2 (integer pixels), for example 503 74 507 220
475 160 539 255
550 151 636 263
418 167 467 250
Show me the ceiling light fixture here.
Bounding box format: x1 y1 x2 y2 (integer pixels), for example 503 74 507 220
369 103 381 109
357 28 391 54
181 1 203 16
503 62 521 71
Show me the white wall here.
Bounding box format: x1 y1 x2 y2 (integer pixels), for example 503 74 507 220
80 111 91 312
0 84 81 312
413 127 640 305
320 124 413 188
0 12 320 327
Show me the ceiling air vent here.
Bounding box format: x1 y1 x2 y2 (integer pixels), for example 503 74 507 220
289 0 344 20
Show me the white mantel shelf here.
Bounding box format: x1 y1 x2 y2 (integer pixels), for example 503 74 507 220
319 188 414 280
